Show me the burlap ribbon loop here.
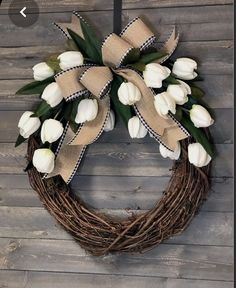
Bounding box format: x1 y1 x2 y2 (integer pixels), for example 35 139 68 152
79 66 113 98
115 68 188 150
120 17 156 50
102 33 134 68
48 13 189 183
55 66 87 101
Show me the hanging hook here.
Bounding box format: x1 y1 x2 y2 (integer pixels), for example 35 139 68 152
113 0 122 34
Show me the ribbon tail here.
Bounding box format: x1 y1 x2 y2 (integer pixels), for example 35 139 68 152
48 144 87 184
115 68 189 151
157 27 180 64
46 97 110 183
54 12 85 39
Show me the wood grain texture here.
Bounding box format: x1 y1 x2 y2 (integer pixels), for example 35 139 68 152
0 74 232 110
0 177 233 212
1 0 233 13
0 270 233 288
0 41 232 80
0 1 233 286
0 6 233 47
0 206 233 246
0 238 233 281
0 109 233 144
0 143 233 177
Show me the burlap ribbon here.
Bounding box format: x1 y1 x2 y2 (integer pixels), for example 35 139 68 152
48 12 189 183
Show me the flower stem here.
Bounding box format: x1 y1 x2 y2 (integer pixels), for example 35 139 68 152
180 106 190 114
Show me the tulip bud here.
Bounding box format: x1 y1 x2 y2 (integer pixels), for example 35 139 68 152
190 104 214 128
118 82 141 105
188 143 211 167
75 99 98 124
32 148 55 173
33 62 54 81
128 116 147 138
167 80 191 105
41 119 64 144
154 92 176 119
41 82 64 108
58 51 84 70
18 111 41 139
172 58 198 80
143 63 171 88
104 110 115 132
159 142 181 160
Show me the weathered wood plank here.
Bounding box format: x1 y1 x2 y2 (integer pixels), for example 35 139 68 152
0 109 233 144
0 6 233 47
0 238 233 281
0 0 233 13
0 74 232 110
0 206 233 246
0 143 233 177
0 41 232 80
0 176 233 212
0 270 233 288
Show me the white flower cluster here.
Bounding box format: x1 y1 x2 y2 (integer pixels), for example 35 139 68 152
18 51 118 174
18 51 213 173
117 58 214 168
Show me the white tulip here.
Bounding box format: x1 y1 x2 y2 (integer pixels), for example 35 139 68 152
177 80 191 95
159 142 181 160
154 92 176 119
33 62 54 81
190 104 214 128
188 143 211 167
18 111 40 139
104 110 115 132
172 58 198 80
118 82 141 105
58 51 84 70
128 116 147 138
32 148 55 173
167 80 191 105
41 119 64 144
143 63 171 88
41 82 64 108
75 99 98 124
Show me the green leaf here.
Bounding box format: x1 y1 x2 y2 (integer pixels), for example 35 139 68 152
32 100 51 118
190 85 205 100
183 96 198 110
69 122 80 133
46 55 61 73
130 62 146 72
181 114 214 157
63 102 73 122
110 77 133 127
15 134 27 147
71 99 81 122
130 51 168 72
16 77 54 95
175 107 183 121
80 20 102 64
164 75 180 85
67 29 89 58
63 99 81 132
139 51 168 64
123 48 140 65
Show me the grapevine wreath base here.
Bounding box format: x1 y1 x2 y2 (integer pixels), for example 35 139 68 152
28 136 210 256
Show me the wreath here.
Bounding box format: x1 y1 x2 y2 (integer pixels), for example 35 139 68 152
15 12 214 256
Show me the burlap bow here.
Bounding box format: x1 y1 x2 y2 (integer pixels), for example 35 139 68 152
47 12 189 183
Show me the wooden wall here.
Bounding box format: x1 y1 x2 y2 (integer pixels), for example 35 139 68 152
0 0 233 287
